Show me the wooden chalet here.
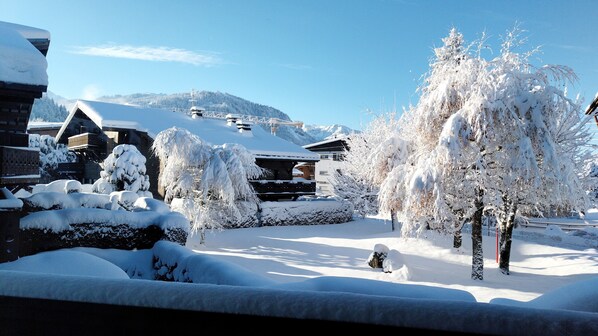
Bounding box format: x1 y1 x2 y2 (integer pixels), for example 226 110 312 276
55 100 319 201
0 21 51 189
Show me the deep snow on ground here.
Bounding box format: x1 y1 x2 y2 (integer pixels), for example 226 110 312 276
188 214 598 303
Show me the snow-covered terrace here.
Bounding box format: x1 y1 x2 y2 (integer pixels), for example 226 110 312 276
56 100 319 162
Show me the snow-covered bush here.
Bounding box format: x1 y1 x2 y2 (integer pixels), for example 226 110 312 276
29 134 76 178
109 190 139 211
93 144 151 197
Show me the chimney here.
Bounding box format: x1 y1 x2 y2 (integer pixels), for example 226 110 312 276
190 106 204 118
226 113 241 126
236 119 252 134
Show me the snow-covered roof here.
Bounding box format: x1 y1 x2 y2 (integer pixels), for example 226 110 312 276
0 21 48 87
27 121 63 130
302 135 349 150
58 100 319 161
0 21 50 41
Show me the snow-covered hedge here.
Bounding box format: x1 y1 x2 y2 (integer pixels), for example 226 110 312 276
170 199 259 229
18 186 190 256
260 199 353 227
171 198 353 229
151 241 275 286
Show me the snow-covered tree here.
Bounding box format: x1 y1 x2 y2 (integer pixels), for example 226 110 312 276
330 171 378 218
332 111 401 218
378 26 592 280
483 28 593 274
152 127 262 242
380 27 484 245
93 144 151 197
29 134 76 179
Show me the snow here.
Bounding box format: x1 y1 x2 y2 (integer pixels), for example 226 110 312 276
0 250 129 279
1 210 598 332
0 187 23 209
20 207 189 233
0 21 48 86
56 100 319 161
132 197 171 214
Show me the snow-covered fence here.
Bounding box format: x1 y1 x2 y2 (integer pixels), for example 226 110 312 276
259 199 353 227
522 218 598 231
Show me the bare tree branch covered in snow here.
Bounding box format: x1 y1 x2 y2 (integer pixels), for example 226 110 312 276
152 127 262 242
332 111 402 219
92 144 152 197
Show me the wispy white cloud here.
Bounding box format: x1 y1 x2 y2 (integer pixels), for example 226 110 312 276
276 63 312 70
70 44 222 66
544 43 591 53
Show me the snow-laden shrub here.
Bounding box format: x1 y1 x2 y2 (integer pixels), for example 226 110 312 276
152 127 262 241
32 179 81 194
93 144 151 197
29 134 76 178
109 191 139 211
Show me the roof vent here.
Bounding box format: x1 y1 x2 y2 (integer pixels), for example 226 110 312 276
226 113 241 126
236 119 252 133
190 106 204 118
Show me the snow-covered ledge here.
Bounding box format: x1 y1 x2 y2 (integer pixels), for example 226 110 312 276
0 187 23 209
0 270 596 334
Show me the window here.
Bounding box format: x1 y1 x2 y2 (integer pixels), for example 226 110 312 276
320 170 329 176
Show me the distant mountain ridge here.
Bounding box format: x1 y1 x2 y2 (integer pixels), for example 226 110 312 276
302 124 357 141
31 91 358 145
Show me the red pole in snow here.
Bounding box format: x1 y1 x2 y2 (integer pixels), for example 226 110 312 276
495 226 499 263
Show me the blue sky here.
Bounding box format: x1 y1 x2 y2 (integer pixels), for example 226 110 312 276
2 0 597 130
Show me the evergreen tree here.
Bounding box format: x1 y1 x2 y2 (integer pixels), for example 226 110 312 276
93 144 151 197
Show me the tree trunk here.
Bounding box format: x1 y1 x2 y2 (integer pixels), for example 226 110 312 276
499 197 517 275
453 223 462 249
390 210 397 232
471 188 484 280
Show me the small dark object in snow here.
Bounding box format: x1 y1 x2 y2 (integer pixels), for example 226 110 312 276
367 251 387 268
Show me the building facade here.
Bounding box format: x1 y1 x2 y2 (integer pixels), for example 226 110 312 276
303 137 348 196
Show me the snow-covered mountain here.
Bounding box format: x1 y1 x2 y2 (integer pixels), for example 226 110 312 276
302 124 359 141
31 91 358 146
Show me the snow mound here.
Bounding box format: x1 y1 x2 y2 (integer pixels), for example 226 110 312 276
0 250 129 279
270 276 475 302
133 197 171 214
382 249 405 273
489 276 598 313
